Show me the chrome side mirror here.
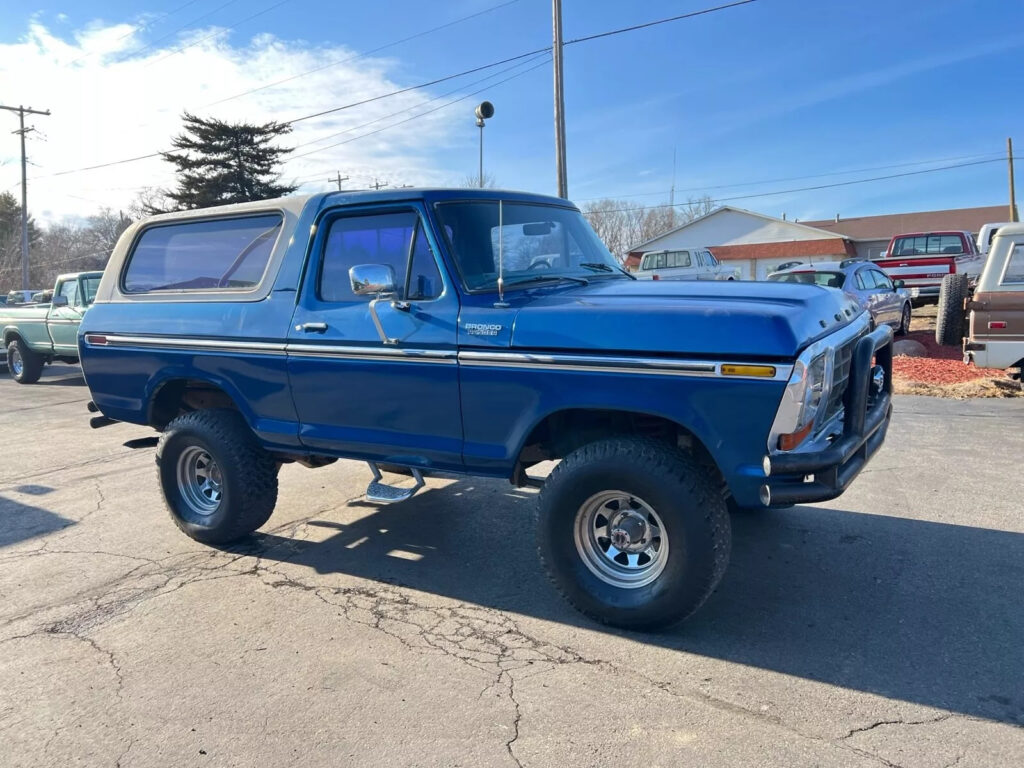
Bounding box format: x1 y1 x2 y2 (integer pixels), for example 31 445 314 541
51 294 69 308
350 264 397 296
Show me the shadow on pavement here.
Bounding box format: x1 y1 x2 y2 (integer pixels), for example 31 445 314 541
0 494 74 548
35 373 86 387
241 480 1024 726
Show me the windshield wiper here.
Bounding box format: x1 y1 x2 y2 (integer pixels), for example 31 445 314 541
504 274 590 288
579 262 636 280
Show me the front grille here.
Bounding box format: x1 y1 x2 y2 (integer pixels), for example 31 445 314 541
824 338 854 423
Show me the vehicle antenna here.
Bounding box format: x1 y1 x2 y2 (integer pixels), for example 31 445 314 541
495 199 509 307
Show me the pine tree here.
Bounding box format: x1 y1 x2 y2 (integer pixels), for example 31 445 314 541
161 112 298 210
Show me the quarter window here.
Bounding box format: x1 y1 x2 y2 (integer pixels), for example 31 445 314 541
1003 244 1024 284
124 214 282 293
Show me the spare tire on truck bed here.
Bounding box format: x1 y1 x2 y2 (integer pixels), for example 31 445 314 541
936 272 968 347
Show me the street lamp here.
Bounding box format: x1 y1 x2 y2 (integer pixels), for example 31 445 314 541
475 101 494 188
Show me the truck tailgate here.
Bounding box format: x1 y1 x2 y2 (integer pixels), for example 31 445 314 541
874 256 954 293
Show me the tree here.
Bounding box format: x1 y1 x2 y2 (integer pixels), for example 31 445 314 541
162 112 298 210
0 191 42 289
460 171 498 189
582 194 716 260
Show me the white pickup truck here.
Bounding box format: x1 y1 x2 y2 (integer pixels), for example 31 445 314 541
635 247 738 281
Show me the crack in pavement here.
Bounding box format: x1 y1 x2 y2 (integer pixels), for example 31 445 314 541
841 713 956 739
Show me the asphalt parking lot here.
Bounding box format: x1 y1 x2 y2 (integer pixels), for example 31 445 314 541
1 363 1022 767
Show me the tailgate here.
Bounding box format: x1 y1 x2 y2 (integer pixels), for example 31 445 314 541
874 256 954 289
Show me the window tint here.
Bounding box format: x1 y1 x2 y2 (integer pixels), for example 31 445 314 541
319 211 442 302
870 270 893 290
58 280 79 305
892 234 964 256
406 222 443 300
124 214 281 293
1003 244 1024 284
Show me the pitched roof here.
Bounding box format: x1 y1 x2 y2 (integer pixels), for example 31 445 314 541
626 205 839 252
708 238 856 262
803 205 1015 241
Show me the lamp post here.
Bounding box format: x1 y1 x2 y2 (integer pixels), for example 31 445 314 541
475 101 494 188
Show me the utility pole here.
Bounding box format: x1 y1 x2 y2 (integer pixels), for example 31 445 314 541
370 179 389 191
1009 137 1018 223
552 0 567 199
329 171 350 191
1 104 51 290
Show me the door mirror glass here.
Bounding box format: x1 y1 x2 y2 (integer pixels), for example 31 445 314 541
893 279 904 290
350 264 397 296
50 294 69 308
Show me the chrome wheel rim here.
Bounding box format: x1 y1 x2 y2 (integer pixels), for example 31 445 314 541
10 347 22 376
176 446 223 517
574 491 669 589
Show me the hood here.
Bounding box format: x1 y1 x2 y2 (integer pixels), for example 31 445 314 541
507 279 863 359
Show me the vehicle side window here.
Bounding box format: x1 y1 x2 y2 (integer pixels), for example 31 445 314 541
1002 244 1024 284
319 211 442 302
82 277 101 305
855 271 869 290
705 250 719 266
406 221 443 300
653 253 666 269
870 270 893 290
668 251 691 268
123 214 282 293
640 254 653 271
58 280 79 306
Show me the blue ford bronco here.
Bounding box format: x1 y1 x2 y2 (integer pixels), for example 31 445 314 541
79 189 893 629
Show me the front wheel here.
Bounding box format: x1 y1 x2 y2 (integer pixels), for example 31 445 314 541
156 409 279 544
536 437 731 630
6 338 43 384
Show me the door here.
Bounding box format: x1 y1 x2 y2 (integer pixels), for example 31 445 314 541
864 268 900 326
286 204 464 469
47 278 85 352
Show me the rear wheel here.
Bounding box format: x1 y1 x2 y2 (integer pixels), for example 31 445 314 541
536 437 730 630
936 273 968 346
156 409 278 544
896 303 911 336
6 339 43 384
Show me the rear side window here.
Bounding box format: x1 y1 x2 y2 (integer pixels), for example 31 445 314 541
1003 245 1024 284
123 214 282 293
667 251 691 268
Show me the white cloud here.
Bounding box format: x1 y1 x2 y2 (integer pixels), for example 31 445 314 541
0 19 466 223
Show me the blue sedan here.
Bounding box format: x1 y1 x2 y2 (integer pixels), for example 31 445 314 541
768 259 912 335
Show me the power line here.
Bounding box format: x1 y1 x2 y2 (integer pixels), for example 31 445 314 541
575 152 1006 203
564 0 758 46
288 52 551 153
30 0 758 179
111 0 242 63
594 158 1009 214
144 0 293 67
203 0 522 108
66 0 204 67
286 55 551 162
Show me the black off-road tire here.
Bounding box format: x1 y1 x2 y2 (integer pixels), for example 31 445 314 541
6 338 43 384
936 273 968 346
536 437 731 630
156 408 278 544
896 303 912 336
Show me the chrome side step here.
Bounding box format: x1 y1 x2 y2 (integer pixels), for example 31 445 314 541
366 462 425 503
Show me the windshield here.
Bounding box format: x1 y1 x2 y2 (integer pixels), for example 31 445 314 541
768 270 846 288
435 201 624 291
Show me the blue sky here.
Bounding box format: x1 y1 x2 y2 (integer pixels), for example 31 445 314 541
1 0 1022 222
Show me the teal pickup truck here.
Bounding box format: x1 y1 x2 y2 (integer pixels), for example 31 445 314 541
1 271 103 383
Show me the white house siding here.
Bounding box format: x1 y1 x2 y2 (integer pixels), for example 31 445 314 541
637 209 840 251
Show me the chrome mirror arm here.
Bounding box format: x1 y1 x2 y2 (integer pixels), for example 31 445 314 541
369 294 399 345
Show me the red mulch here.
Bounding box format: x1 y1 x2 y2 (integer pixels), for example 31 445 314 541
893 330 1008 384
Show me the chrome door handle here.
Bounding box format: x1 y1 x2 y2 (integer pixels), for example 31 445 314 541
297 322 328 333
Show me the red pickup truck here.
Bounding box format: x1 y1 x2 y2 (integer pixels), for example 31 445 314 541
873 230 983 303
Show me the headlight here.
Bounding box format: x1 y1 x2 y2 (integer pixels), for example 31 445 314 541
773 352 830 450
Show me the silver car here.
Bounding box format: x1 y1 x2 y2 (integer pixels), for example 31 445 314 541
767 259 912 335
